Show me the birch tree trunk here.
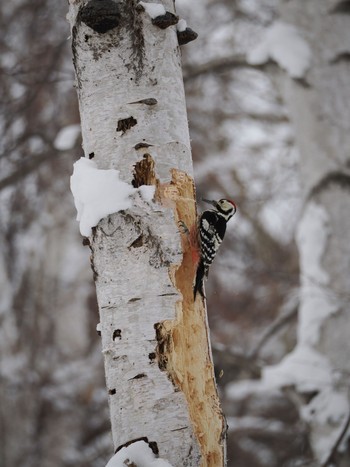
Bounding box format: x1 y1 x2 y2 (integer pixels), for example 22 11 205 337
273 1 350 464
67 1 226 465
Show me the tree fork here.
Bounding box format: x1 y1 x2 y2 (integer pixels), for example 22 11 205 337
68 0 226 465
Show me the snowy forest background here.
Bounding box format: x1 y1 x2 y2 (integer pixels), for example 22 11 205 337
1 0 350 466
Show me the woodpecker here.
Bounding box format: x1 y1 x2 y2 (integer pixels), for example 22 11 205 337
193 198 236 300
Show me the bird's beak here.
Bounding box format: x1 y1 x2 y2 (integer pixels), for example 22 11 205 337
202 198 217 208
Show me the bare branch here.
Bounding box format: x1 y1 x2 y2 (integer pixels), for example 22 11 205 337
183 54 270 82
248 292 299 359
209 109 289 123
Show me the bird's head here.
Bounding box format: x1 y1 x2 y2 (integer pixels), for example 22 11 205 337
202 198 237 220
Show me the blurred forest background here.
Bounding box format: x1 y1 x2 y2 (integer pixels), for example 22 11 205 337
1 0 350 466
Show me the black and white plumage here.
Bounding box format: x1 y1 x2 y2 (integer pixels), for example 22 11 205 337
194 198 236 300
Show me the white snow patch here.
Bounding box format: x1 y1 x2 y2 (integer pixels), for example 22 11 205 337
247 21 311 79
227 416 287 433
0 353 28 382
298 285 338 346
70 158 154 236
70 157 135 236
236 124 270 148
54 124 81 151
302 388 349 462
11 82 26 99
9 117 25 139
226 378 281 401
1 51 17 69
28 136 45 154
302 388 348 426
139 184 155 202
297 202 330 284
105 440 173 467
209 23 235 56
177 19 187 32
259 200 286 242
139 2 166 19
297 202 338 345
262 344 332 393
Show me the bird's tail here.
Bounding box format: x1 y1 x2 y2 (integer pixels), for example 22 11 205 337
193 259 207 300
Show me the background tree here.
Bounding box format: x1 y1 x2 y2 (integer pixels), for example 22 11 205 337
251 2 350 465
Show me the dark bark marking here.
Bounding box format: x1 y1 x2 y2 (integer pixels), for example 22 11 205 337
126 0 146 81
78 0 121 34
115 437 158 456
148 352 156 361
112 354 127 361
151 12 179 29
148 441 159 456
71 26 82 90
113 329 122 340
88 152 95 159
154 322 171 372
128 98 158 105
82 237 90 246
149 240 170 268
116 116 137 134
97 211 170 273
128 297 141 302
108 388 116 395
90 255 98 281
134 142 153 150
77 1 145 77
129 373 147 380
170 426 188 432
129 234 144 248
177 28 198 46
132 153 157 187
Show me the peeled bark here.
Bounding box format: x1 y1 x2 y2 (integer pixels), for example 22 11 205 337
67 1 226 465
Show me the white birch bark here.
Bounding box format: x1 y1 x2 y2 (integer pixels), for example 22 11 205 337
272 1 350 463
67 1 226 465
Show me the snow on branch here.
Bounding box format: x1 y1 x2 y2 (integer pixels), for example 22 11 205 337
70 157 155 237
297 202 338 345
105 440 173 467
137 2 178 30
303 388 350 463
138 2 166 19
176 19 187 32
54 124 81 151
247 21 311 79
262 344 332 393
